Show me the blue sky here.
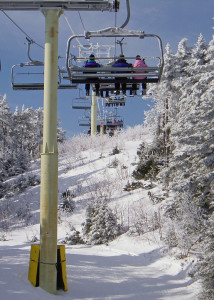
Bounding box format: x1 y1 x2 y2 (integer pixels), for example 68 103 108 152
0 0 213 137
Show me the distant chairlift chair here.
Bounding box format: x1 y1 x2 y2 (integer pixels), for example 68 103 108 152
11 39 77 90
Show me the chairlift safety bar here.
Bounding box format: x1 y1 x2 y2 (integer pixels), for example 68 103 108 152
71 55 158 62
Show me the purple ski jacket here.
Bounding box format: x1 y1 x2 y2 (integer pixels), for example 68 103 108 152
83 60 100 68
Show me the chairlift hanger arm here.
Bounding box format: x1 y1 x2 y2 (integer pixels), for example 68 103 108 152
25 39 44 65
119 0 130 29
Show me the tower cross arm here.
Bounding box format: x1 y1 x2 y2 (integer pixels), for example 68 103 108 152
0 0 116 11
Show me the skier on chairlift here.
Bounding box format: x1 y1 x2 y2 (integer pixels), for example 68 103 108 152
83 54 101 96
112 54 131 96
132 55 148 95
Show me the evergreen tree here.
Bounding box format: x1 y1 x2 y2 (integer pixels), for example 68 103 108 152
197 215 214 300
0 95 16 180
195 34 214 298
0 97 66 182
145 34 214 296
82 199 120 245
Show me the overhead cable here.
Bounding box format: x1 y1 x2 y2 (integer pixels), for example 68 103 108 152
1 9 44 49
78 11 86 32
64 14 83 46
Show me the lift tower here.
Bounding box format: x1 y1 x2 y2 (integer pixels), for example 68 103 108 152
0 0 119 294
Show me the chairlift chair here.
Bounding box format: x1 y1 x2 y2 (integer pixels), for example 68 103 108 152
75 87 91 100
78 115 91 127
11 63 78 90
96 113 123 135
99 82 142 96
11 39 77 90
105 94 126 107
98 111 124 126
105 116 124 135
66 27 164 90
105 117 124 126
72 98 91 109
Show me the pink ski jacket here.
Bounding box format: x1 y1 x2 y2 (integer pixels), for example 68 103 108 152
133 59 148 79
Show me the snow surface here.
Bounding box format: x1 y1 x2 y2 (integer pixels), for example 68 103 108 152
0 132 201 299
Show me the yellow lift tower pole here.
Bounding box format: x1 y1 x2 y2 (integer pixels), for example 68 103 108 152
91 90 97 135
1 1 118 295
39 8 62 294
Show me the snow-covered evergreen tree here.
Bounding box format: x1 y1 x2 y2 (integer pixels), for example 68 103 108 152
197 215 214 300
0 97 66 182
0 95 17 180
195 33 214 299
144 33 214 296
82 199 120 245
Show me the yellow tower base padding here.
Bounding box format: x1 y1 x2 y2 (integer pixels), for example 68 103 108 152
28 244 68 291
28 244 40 287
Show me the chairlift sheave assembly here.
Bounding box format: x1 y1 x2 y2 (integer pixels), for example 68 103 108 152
66 27 164 88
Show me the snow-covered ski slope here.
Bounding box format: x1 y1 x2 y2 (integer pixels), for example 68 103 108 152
0 127 201 299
